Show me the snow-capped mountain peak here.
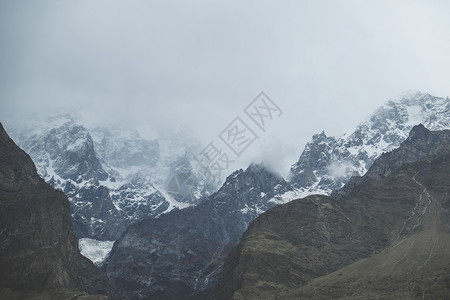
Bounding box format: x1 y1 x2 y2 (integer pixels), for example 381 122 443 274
289 92 450 195
6 114 218 242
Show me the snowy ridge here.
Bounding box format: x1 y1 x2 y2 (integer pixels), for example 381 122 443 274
289 92 450 195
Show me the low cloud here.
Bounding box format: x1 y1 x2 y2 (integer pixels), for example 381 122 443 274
327 160 353 180
2 1 450 177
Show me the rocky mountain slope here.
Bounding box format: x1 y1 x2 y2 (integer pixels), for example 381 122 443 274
105 164 294 299
289 92 450 195
0 123 116 299
7 114 217 241
214 125 450 299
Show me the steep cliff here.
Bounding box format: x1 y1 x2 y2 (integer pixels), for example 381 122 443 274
0 123 116 299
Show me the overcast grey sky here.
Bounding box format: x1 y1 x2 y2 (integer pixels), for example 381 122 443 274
1 0 450 176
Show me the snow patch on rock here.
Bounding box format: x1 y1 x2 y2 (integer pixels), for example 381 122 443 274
79 238 115 266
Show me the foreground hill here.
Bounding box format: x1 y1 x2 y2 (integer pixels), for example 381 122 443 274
215 124 450 299
0 123 116 299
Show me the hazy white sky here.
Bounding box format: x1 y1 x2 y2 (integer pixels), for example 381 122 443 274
1 0 450 176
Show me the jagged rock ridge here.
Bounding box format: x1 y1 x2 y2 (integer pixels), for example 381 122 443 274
289 92 450 195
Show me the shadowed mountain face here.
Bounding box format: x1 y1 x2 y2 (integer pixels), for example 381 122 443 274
0 123 116 299
214 125 450 299
105 164 292 299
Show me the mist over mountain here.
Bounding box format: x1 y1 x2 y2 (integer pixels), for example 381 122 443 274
3 92 448 265
2 2 450 299
2 92 450 299
101 93 450 299
0 93 450 299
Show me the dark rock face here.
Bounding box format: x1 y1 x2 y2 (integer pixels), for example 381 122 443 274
0 123 116 299
214 127 450 299
105 164 293 299
289 131 338 189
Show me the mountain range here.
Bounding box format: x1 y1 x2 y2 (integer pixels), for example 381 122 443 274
2 92 450 299
7 115 218 242
104 93 450 299
289 92 450 195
